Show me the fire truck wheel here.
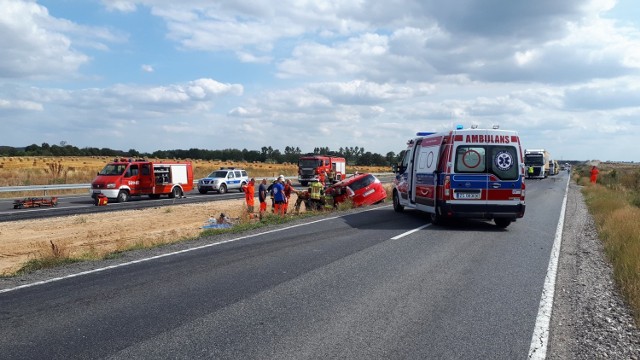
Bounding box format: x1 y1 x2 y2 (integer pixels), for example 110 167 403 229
169 187 183 198
218 184 227 194
392 190 404 212
494 218 511 228
116 190 130 203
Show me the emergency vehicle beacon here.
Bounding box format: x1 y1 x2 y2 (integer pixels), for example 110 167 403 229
393 125 526 228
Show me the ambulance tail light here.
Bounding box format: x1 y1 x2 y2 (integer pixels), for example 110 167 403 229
444 175 451 198
521 181 526 202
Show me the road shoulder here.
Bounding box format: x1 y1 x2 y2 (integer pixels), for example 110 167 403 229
548 182 640 358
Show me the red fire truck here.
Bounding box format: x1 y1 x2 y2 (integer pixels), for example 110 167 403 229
91 158 194 202
298 155 346 186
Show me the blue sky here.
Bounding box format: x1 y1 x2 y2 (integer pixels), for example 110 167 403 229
1 0 640 162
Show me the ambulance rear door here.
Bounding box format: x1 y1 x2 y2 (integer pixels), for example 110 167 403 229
485 134 522 211
412 135 443 212
450 131 490 208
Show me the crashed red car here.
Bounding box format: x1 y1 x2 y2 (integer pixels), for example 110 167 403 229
324 173 387 207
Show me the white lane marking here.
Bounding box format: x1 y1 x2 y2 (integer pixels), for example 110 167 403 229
528 176 570 359
0 204 393 294
0 215 341 294
391 223 431 240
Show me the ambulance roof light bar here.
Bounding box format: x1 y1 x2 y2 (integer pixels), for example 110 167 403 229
471 124 478 129
493 125 500 129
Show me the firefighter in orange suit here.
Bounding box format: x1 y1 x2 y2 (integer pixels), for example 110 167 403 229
243 178 256 213
590 166 599 184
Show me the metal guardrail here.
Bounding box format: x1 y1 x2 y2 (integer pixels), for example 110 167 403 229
0 184 91 194
0 173 394 195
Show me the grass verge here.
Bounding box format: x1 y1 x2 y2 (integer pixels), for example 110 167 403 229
577 165 640 325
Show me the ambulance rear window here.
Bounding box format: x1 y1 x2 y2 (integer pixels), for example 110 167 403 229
455 145 519 180
455 146 486 173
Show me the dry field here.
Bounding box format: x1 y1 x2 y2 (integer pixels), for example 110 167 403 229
0 195 305 275
0 156 388 189
0 156 389 275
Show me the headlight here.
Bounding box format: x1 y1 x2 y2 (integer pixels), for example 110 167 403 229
106 183 116 189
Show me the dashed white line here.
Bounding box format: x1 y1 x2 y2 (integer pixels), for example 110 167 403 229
391 223 431 240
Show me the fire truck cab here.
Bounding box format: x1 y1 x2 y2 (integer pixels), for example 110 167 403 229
298 155 346 186
393 126 526 228
91 158 194 203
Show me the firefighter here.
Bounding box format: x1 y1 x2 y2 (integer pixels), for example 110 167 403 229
327 169 335 184
590 165 599 184
308 179 324 211
528 166 534 178
243 178 255 213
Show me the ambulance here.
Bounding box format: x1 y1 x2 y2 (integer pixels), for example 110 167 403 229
392 125 526 228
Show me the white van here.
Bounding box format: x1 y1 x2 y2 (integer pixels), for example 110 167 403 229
393 126 526 228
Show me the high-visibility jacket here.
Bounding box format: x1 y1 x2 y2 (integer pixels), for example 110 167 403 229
310 182 323 200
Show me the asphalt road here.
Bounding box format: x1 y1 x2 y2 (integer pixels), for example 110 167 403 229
0 173 569 359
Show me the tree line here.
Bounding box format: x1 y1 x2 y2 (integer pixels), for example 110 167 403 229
0 142 402 167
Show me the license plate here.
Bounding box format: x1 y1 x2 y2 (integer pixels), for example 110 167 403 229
455 192 481 199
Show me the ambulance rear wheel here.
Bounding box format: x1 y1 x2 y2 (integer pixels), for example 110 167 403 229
430 207 441 225
494 218 511 228
392 190 404 212
116 190 129 203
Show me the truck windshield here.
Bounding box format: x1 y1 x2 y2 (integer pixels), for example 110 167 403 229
299 159 322 168
525 154 544 166
99 164 127 176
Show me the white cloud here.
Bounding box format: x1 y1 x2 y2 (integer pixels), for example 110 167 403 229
141 64 154 73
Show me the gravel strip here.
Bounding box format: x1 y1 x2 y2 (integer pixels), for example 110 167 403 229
548 182 640 359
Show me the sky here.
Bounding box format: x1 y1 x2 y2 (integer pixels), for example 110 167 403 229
1 0 640 162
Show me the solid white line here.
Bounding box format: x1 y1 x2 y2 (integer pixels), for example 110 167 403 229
528 176 570 359
391 223 431 240
0 215 343 295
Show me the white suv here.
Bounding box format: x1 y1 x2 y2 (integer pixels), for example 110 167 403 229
198 168 249 194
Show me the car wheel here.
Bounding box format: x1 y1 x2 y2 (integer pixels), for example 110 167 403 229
495 218 511 228
116 190 129 203
218 184 227 194
392 190 404 212
239 182 246 192
198 188 208 194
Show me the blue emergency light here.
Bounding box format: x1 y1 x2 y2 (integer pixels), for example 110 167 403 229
456 124 464 130
416 132 435 136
